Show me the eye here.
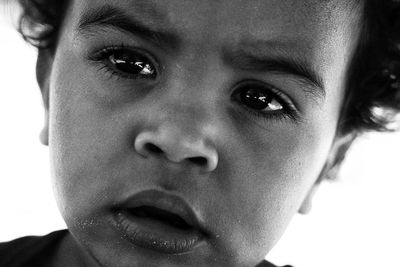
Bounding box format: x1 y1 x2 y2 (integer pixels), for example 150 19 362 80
89 46 158 80
232 81 299 121
109 49 156 77
239 87 283 112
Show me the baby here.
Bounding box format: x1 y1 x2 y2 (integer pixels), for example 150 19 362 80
1 0 400 266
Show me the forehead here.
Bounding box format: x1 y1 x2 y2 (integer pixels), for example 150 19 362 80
68 0 361 63
71 0 359 39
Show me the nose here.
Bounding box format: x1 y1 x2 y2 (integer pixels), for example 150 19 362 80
134 125 218 172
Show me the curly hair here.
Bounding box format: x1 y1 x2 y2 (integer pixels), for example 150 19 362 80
17 0 400 135
17 0 67 48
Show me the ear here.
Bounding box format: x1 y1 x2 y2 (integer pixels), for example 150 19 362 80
36 49 54 146
298 132 357 214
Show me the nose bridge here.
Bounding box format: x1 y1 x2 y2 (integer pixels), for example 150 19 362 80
161 99 209 133
172 38 219 97
159 65 219 131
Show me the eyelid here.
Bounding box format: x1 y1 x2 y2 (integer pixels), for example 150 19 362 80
232 79 299 109
87 44 162 79
231 79 303 123
89 44 157 65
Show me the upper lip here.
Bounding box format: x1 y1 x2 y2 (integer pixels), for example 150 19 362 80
117 189 208 234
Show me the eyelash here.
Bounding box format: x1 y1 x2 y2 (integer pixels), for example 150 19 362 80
231 81 301 123
87 45 300 123
87 44 159 81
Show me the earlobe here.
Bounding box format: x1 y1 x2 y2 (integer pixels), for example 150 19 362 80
39 109 49 146
298 182 320 214
36 49 54 147
323 132 358 180
298 132 357 215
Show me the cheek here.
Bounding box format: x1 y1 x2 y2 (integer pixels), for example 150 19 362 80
220 118 336 254
48 50 131 221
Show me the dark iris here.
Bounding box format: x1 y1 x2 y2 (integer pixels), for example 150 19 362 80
108 50 156 79
240 87 275 110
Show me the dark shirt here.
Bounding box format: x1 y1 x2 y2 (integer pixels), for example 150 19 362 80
0 230 293 267
0 230 67 267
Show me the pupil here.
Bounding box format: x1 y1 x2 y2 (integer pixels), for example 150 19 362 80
241 88 272 110
110 51 155 77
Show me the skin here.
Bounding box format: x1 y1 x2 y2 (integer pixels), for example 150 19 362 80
37 0 362 266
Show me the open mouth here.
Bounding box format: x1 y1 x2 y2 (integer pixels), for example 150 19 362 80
112 190 207 254
127 205 193 231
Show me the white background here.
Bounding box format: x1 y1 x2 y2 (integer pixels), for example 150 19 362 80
1 3 399 267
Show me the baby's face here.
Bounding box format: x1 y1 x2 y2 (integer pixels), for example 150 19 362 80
44 0 361 266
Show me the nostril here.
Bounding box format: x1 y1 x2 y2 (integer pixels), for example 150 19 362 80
145 143 163 154
187 156 208 166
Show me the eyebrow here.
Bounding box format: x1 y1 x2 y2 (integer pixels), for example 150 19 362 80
77 4 180 50
77 4 325 101
222 46 326 101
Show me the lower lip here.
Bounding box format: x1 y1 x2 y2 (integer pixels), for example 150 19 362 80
113 211 204 254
